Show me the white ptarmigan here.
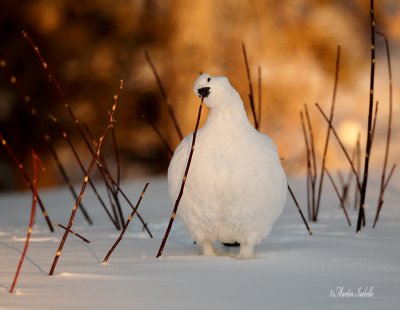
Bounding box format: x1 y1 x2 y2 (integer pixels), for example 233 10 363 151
168 73 287 259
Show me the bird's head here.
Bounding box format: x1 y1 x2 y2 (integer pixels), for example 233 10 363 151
193 73 241 109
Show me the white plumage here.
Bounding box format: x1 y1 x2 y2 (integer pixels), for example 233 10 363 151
168 73 287 259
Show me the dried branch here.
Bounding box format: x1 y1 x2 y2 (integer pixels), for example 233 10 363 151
49 116 120 230
103 183 149 263
325 168 352 226
81 122 125 229
314 45 341 220
257 66 262 128
287 184 313 235
9 150 44 293
0 59 93 226
304 105 317 218
315 103 362 193
49 80 123 276
81 123 153 238
45 135 93 225
373 31 394 228
111 126 121 185
241 42 259 130
353 133 361 210
300 112 312 220
341 141 359 207
0 133 54 232
22 30 128 229
105 182 121 230
143 114 174 156
157 97 205 258
55 223 90 243
357 0 376 232
144 50 183 140
370 101 379 149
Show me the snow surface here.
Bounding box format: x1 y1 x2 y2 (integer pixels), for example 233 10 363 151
1 176 399 310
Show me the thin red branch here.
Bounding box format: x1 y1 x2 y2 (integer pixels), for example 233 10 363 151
300 111 312 220
103 183 149 263
55 223 90 243
370 101 379 149
325 168 352 226
315 103 362 193
81 122 125 229
144 50 183 140
353 133 361 210
9 150 44 293
0 59 93 226
373 31 394 228
49 116 120 230
49 80 123 276
111 126 121 186
257 66 262 128
0 133 54 232
45 135 93 225
22 30 128 228
287 184 313 235
315 45 341 220
241 42 259 130
304 105 317 219
143 115 174 156
157 97 205 258
357 0 376 232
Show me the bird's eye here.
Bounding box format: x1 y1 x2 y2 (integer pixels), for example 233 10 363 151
207 77 211 82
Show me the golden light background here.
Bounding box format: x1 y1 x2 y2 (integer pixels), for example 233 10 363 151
0 0 399 190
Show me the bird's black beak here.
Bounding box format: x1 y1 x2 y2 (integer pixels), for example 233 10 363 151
198 87 210 98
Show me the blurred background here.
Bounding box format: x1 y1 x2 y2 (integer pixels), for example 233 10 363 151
0 0 399 191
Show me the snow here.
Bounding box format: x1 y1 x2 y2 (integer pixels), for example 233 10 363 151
1 176 399 309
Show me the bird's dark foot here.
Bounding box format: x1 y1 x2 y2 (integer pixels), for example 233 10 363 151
222 242 240 247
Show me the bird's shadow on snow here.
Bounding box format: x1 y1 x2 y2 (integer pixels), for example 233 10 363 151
0 241 47 275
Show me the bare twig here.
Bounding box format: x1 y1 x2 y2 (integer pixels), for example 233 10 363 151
315 103 362 193
49 81 123 276
0 133 54 232
373 31 394 228
49 116 120 230
257 66 262 128
304 105 317 218
144 50 183 140
314 45 341 221
111 126 121 186
81 123 153 238
103 183 149 263
22 30 129 229
0 59 93 225
157 97 205 258
370 101 379 149
241 42 259 130
287 184 313 235
383 164 396 191
337 171 345 189
353 133 361 210
9 150 44 293
55 223 90 243
45 135 93 225
325 168 352 226
300 112 312 220
341 141 359 207
81 122 125 229
357 0 376 232
143 114 174 156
